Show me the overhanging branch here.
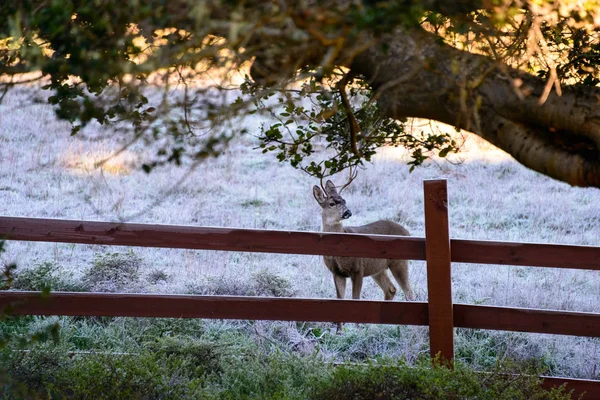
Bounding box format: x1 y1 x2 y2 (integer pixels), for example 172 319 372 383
337 72 362 157
349 27 600 188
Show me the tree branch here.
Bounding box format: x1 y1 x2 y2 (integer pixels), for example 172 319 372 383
337 72 362 157
350 27 600 187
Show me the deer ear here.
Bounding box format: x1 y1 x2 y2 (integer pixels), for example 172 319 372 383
325 180 338 196
313 185 326 205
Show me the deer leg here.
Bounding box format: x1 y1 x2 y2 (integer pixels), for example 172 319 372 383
333 274 347 334
350 271 364 300
389 260 415 301
372 271 397 300
333 274 347 299
349 271 365 332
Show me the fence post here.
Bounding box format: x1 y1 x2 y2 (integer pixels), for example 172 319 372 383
423 179 454 364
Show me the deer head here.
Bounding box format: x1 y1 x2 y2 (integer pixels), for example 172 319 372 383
313 180 352 227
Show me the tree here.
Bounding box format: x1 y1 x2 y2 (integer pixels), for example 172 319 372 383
1 1 599 187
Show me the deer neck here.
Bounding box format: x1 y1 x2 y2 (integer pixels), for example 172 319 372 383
321 215 345 233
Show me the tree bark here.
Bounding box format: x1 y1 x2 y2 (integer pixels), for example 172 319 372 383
349 28 600 187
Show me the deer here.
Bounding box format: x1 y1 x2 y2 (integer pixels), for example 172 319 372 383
313 180 415 330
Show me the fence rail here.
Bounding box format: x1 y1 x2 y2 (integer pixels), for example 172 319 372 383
451 239 600 269
0 216 427 260
2 216 598 269
2 292 600 338
1 179 599 398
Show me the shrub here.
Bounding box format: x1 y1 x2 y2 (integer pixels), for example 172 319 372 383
311 359 574 400
0 330 577 400
187 275 257 296
122 317 207 341
207 351 325 399
11 261 85 292
253 270 295 297
0 242 16 290
186 271 294 298
148 336 222 375
82 251 142 292
146 268 170 285
455 329 558 374
1 349 205 399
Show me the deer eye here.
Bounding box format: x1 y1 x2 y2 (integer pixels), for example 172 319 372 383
329 202 335 207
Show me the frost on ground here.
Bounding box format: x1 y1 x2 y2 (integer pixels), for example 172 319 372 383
0 85 599 379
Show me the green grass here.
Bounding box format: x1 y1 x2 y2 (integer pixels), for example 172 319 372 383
0 329 574 399
0 316 578 399
313 359 573 400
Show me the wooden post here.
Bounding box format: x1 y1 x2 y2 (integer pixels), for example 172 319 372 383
424 179 454 364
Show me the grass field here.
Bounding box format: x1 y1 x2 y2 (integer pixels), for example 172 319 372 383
1 83 599 381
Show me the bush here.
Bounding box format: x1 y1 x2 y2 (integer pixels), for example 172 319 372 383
311 360 574 400
455 329 559 374
146 269 170 285
1 349 205 399
0 330 577 400
0 242 16 290
253 270 295 297
207 351 325 400
82 251 142 292
148 336 223 375
11 261 85 292
186 270 294 297
187 275 257 296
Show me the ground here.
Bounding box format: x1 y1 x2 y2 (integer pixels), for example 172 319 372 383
0 83 599 379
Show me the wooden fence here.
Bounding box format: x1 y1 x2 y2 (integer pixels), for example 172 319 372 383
0 179 599 398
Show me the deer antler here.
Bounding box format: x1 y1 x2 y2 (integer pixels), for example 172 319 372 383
319 177 327 193
319 166 359 195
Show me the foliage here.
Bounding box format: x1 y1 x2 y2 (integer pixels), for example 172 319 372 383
186 275 257 297
0 241 16 291
455 329 559 374
12 261 85 292
0 315 60 353
0 241 61 392
146 268 171 285
312 359 575 400
0 321 577 400
1 347 206 399
0 303 584 399
0 316 318 399
244 74 458 178
186 270 294 297
82 251 142 292
252 269 295 297
148 336 223 375
2 1 598 183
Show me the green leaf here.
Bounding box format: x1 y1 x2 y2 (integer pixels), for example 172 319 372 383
70 125 82 136
438 147 452 158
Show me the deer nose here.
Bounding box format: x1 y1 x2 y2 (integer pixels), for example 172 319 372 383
342 210 352 219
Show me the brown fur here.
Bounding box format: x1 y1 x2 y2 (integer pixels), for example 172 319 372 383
313 180 415 306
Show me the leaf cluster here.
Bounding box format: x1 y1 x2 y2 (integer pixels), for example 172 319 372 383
245 73 457 179
422 3 600 87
